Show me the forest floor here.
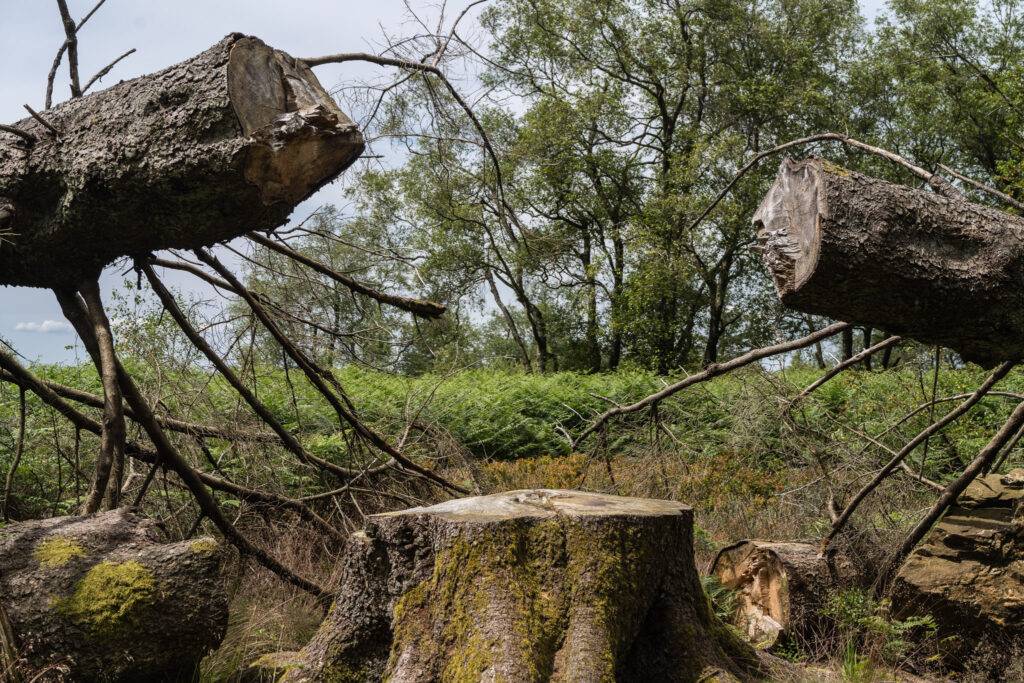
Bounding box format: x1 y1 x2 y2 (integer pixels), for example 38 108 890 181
4 360 1020 680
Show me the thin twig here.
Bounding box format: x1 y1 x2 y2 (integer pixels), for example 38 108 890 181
572 322 852 448
22 104 63 137
82 48 135 94
2 389 26 521
0 124 36 143
938 163 1024 211
789 335 901 409
822 360 1016 554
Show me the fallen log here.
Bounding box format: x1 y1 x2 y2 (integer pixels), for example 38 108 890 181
281 489 772 682
892 468 1024 673
0 34 363 288
0 507 228 681
753 157 1024 366
710 540 867 648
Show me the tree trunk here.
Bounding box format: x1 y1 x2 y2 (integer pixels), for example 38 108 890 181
0 34 363 289
0 508 228 681
710 540 867 648
754 157 1024 367
283 490 770 683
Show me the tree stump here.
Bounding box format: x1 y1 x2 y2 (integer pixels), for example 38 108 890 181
282 489 768 682
0 507 229 681
0 34 363 288
710 541 866 648
753 156 1024 365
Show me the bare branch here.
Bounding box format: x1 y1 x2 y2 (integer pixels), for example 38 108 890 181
22 104 62 137
822 360 1016 554
0 124 36 144
789 336 902 409
55 0 82 98
571 322 852 448
248 232 446 318
82 48 136 95
938 163 1024 211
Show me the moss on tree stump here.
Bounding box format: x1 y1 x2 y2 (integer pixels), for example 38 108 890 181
282 489 769 682
0 507 228 681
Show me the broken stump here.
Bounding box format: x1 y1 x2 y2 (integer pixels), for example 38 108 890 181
282 489 768 682
0 507 229 681
710 540 866 648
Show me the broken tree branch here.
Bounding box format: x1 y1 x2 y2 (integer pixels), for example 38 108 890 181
789 335 902 409
248 232 446 319
571 322 852 448
821 361 1016 554
195 248 468 495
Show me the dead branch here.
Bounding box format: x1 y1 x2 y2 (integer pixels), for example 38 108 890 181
82 48 135 95
789 335 902 409
938 163 1024 212
22 104 62 137
0 124 35 144
2 389 26 521
55 0 82 98
141 262 388 481
247 231 446 318
194 248 468 495
877 398 1024 593
571 322 852 449
55 288 333 603
75 280 126 513
821 361 1016 554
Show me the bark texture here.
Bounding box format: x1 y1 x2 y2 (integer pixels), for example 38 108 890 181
0 34 363 288
891 468 1024 673
753 157 1024 366
710 541 866 648
0 507 228 681
281 489 769 683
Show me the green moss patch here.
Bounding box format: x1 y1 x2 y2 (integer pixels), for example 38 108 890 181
34 537 86 567
54 560 156 639
189 539 220 556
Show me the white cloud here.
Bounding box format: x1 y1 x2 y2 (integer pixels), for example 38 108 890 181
15 320 73 334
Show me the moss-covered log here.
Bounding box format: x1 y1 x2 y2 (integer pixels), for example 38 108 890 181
281 489 771 683
710 541 867 648
0 508 228 681
753 157 1024 366
0 34 363 288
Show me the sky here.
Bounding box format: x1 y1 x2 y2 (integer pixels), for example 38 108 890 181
0 0 888 364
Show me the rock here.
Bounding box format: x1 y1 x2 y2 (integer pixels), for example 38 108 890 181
891 468 1024 671
281 489 770 683
710 540 866 648
0 507 229 681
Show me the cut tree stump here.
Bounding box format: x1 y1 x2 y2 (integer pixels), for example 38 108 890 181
0 34 363 288
710 541 866 648
0 507 229 681
281 489 770 683
753 157 1024 366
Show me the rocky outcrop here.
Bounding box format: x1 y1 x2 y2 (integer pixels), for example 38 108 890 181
281 489 770 682
892 468 1024 671
0 507 229 681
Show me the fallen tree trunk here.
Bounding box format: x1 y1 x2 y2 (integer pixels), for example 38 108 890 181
0 508 229 681
0 34 363 288
281 490 773 682
753 157 1024 366
710 541 867 648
